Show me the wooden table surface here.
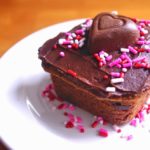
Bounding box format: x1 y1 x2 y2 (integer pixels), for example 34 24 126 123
1 0 150 57
0 0 150 149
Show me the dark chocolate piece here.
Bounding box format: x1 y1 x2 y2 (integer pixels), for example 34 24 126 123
88 13 140 54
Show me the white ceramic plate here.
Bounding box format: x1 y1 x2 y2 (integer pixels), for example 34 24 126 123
0 19 150 150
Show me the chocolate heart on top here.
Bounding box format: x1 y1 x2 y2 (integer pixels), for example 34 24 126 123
88 13 140 54
99 15 124 29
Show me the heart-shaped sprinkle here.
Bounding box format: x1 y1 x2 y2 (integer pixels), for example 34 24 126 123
88 13 140 54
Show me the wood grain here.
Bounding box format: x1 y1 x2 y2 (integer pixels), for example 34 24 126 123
1 0 150 57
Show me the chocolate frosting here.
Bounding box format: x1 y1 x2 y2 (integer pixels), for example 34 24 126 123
39 13 150 98
88 13 140 54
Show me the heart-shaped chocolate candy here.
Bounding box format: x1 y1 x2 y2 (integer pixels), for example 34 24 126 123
88 13 140 54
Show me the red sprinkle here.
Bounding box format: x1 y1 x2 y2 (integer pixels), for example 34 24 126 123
57 103 67 110
91 121 99 128
53 44 57 49
94 53 102 62
99 128 108 137
65 121 74 128
140 31 145 36
72 43 78 49
103 75 109 79
76 35 82 40
79 128 85 133
120 72 125 78
64 112 68 116
48 91 56 101
67 69 77 77
132 18 138 23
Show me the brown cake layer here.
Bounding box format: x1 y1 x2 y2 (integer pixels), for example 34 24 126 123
49 73 148 125
39 12 150 124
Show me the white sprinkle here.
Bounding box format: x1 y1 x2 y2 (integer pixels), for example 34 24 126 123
79 42 84 48
141 44 150 50
122 68 127 72
68 45 72 48
111 10 118 15
79 37 86 43
120 48 129 53
70 40 74 44
75 39 79 44
106 87 116 92
72 33 76 38
82 27 86 31
68 35 73 40
82 32 85 36
59 51 65 57
58 39 65 45
103 52 109 57
81 24 87 28
111 78 124 84
141 28 149 34
146 98 150 104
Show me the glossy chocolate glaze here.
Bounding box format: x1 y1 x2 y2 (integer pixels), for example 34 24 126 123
39 13 150 99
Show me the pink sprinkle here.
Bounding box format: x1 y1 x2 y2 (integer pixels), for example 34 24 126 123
127 135 133 141
111 72 120 77
77 125 85 133
122 62 132 68
145 41 150 44
106 55 112 61
63 41 71 45
109 58 122 67
132 57 146 63
76 116 82 123
68 104 75 111
99 128 108 137
120 54 126 60
116 64 122 68
136 41 145 45
137 111 144 122
130 119 137 127
123 53 132 62
59 51 65 57
75 29 84 35
128 46 138 54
